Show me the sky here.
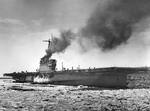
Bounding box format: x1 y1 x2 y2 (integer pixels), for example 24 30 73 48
0 0 150 76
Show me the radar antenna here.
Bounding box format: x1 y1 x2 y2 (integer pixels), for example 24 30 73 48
43 34 54 48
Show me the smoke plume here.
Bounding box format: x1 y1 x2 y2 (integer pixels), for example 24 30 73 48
40 30 75 63
48 30 74 53
80 0 150 51
41 0 150 63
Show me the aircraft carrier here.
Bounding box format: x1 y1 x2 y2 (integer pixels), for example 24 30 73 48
4 37 150 88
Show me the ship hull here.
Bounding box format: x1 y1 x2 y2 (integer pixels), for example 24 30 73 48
4 67 150 88
46 70 127 88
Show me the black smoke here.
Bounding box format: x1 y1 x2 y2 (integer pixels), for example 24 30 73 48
81 0 150 51
41 0 150 63
49 30 74 53
40 30 75 63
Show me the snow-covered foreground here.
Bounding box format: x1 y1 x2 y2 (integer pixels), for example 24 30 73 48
0 82 150 111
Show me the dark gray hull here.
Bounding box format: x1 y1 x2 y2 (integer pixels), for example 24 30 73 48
4 67 150 88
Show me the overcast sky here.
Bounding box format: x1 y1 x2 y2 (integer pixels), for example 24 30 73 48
0 0 150 75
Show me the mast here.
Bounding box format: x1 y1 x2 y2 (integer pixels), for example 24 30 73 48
43 34 55 48
43 38 51 49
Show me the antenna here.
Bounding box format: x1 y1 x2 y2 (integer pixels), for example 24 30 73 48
42 33 57 49
62 62 64 71
42 34 54 48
